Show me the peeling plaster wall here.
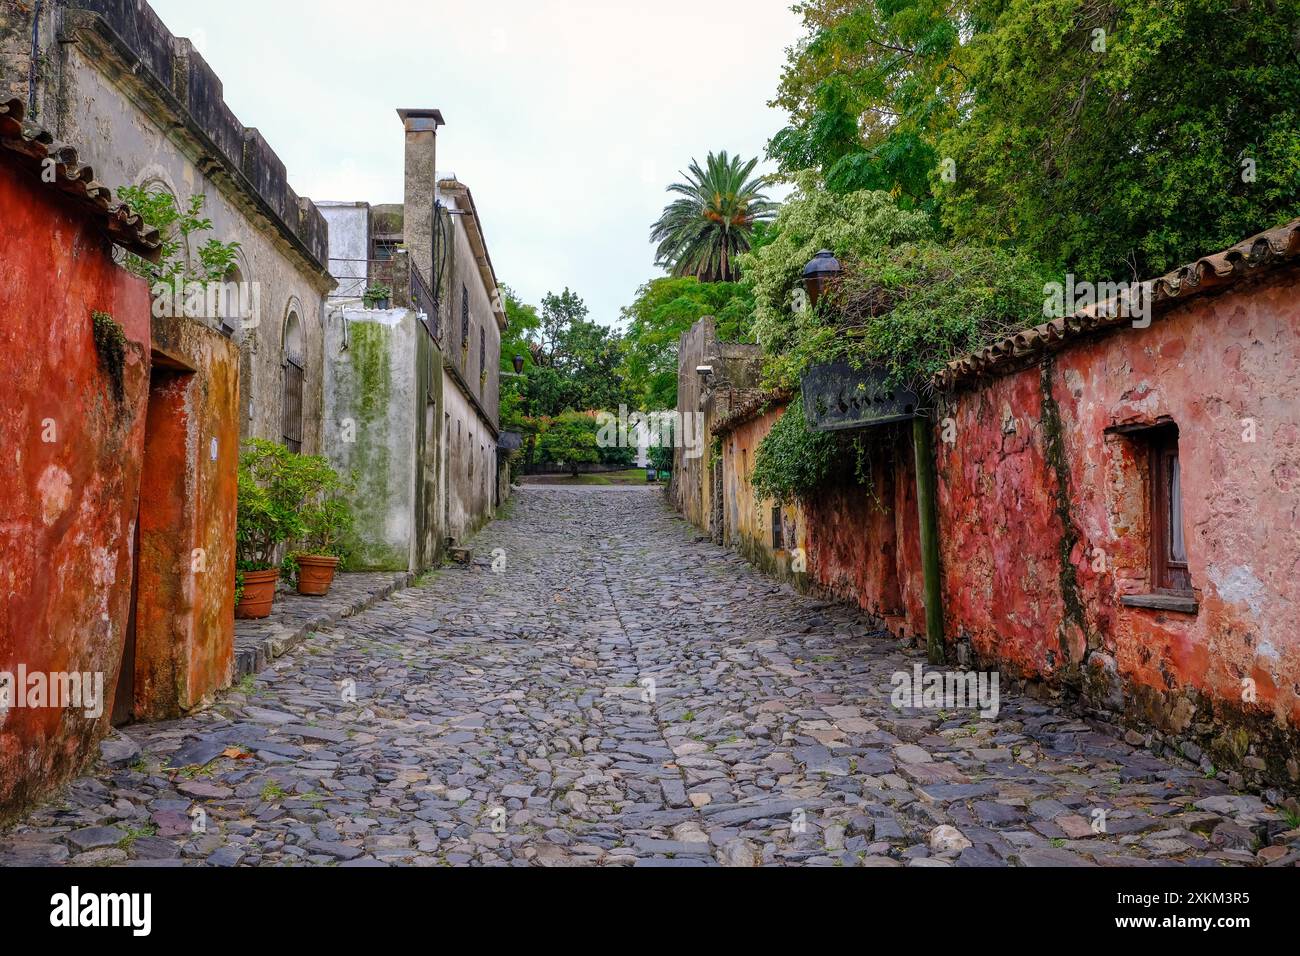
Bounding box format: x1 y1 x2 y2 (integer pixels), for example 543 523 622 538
439 200 502 430
131 315 238 720
939 268 1300 785
688 269 1300 788
720 408 807 583
672 317 764 535
49 41 328 452
804 425 926 640
3 1 334 456
0 158 152 819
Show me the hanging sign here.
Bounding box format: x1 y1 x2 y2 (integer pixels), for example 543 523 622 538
801 360 920 432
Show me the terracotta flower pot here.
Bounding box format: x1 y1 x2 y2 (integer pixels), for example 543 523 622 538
235 569 280 620
296 555 341 596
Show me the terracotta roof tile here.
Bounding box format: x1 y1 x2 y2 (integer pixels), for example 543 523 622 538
0 98 162 259
936 219 1300 390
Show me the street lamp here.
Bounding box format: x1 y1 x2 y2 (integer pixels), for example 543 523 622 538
802 249 843 309
513 354 526 376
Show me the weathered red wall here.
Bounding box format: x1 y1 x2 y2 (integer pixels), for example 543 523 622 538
0 160 151 817
804 426 926 639
938 268 1300 783
706 269 1299 788
131 318 239 720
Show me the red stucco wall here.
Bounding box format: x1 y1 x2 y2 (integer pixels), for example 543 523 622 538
937 268 1300 782
131 319 239 720
706 269 1299 787
0 160 152 817
804 426 926 639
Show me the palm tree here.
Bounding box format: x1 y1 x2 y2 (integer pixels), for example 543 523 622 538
650 151 775 283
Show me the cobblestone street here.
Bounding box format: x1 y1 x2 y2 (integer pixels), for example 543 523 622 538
2 487 1293 868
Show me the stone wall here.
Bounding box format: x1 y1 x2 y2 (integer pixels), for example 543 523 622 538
0 156 152 819
324 309 421 572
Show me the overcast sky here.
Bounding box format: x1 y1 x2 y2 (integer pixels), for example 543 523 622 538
148 0 803 327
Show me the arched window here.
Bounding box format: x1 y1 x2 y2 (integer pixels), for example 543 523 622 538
281 310 305 453
219 264 243 337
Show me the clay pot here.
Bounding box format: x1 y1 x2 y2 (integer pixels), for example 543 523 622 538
236 569 280 620
296 555 340 596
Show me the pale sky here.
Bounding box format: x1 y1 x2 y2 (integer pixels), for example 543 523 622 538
148 0 803 327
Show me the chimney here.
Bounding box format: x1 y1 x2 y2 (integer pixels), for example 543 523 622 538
397 108 446 286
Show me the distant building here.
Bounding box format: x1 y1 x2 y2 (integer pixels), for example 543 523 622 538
320 111 507 572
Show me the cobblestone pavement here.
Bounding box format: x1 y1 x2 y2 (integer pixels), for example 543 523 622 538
234 571 413 680
3 487 1296 867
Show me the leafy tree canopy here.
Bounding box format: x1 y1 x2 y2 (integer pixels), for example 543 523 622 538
741 171 933 359
535 411 601 476
941 0 1300 280
767 0 966 206
770 0 1300 281
619 276 755 411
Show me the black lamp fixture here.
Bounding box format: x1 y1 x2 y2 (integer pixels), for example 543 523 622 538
802 249 843 309
513 354 526 376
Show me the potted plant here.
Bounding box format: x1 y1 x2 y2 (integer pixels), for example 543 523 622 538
362 283 392 310
235 440 304 619
285 456 355 597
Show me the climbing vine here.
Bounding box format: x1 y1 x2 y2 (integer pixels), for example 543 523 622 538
741 173 1056 395
748 400 900 508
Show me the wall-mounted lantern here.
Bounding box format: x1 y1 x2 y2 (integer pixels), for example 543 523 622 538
513 354 526 376
802 249 843 309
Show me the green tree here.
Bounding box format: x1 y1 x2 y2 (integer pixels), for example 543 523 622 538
536 412 601 476
939 0 1300 280
650 151 777 282
116 185 241 284
539 288 589 360
499 286 541 434
620 277 755 411
767 0 966 206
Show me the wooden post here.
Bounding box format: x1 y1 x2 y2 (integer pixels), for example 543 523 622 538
912 416 946 665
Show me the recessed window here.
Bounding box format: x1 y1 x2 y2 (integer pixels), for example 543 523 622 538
281 311 305 453
1150 427 1191 594
1116 422 1196 613
772 505 784 551
461 284 470 347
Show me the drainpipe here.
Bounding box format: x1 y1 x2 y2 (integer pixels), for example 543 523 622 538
27 0 44 116
912 415 946 665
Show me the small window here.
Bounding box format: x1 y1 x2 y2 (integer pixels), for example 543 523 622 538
1151 428 1191 594
772 505 784 551
461 284 470 347
479 325 486 385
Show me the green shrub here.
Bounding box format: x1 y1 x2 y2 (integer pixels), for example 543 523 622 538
535 412 601 477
